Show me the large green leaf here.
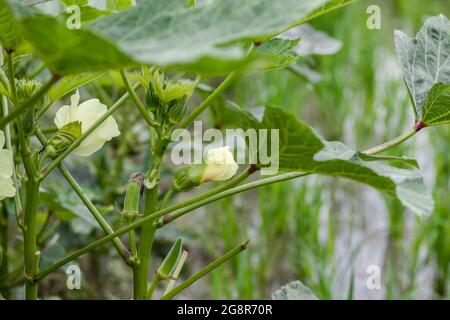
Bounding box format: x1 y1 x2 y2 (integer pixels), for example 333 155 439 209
237 106 434 217
61 0 136 23
0 0 22 48
5 0 353 74
421 83 450 126
5 1 134 74
48 72 104 102
395 15 450 119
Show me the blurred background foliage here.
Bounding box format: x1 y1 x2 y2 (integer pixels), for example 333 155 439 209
0 0 448 299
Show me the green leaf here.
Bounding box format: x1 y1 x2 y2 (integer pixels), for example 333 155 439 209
271 280 318 300
5 1 134 74
238 106 434 217
5 0 353 75
395 14 450 119
251 38 300 71
421 82 450 126
61 0 135 23
280 23 342 56
48 72 103 102
0 0 22 48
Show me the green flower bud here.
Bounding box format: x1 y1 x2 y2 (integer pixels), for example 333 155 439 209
173 165 204 192
146 81 161 112
15 79 45 108
157 238 183 280
122 172 144 223
45 121 82 158
150 70 196 104
167 98 187 124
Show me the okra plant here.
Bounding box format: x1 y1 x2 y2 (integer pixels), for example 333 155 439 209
0 0 448 300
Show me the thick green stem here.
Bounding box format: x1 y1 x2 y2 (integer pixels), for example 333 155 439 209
133 185 158 299
35 172 310 282
133 140 166 299
160 241 249 300
6 51 40 299
0 204 10 298
23 180 39 300
363 128 417 155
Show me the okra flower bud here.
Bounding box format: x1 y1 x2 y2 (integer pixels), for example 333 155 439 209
54 91 120 156
157 238 183 280
0 131 16 200
173 147 239 192
122 173 144 223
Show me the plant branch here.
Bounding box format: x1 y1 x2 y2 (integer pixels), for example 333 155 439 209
34 129 131 264
34 171 310 281
120 69 160 131
363 127 418 155
160 240 249 300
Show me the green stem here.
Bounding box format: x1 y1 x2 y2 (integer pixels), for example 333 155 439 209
133 188 158 299
5 51 40 299
34 129 131 264
40 85 136 180
158 188 174 210
0 204 10 299
35 172 310 282
362 128 417 155
178 45 256 129
28 63 46 79
156 167 253 227
120 69 160 131
146 275 161 299
160 241 249 300
35 100 53 122
0 75 59 130
23 180 39 300
58 164 131 262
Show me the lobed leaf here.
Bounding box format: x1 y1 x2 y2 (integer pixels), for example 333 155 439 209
235 105 434 217
394 15 450 119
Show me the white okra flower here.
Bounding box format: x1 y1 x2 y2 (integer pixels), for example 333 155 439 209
54 91 120 156
0 130 16 200
202 146 239 182
173 146 239 192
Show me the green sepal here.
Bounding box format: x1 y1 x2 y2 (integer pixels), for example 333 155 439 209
45 121 82 158
173 165 205 192
157 238 183 280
